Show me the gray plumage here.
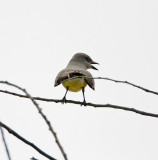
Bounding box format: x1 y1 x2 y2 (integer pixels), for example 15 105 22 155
54 53 98 103
54 68 95 90
54 53 98 90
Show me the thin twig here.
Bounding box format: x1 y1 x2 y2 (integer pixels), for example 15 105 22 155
61 76 158 96
93 77 158 95
0 126 12 160
0 81 68 160
0 121 57 160
0 89 158 118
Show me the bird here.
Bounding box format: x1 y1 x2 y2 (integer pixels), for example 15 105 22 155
54 53 99 104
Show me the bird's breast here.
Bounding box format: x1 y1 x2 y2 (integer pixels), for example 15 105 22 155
62 78 87 92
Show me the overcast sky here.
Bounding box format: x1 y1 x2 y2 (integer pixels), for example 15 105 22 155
0 0 158 160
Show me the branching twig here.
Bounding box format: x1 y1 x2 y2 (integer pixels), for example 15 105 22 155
0 79 158 159
0 89 158 118
0 126 12 160
0 121 57 160
93 77 158 95
62 76 158 96
0 81 68 160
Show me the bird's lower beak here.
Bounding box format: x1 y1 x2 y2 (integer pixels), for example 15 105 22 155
91 61 99 70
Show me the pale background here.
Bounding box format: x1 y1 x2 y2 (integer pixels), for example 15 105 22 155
0 0 158 160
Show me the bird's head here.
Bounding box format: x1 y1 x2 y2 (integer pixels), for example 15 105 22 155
69 53 99 70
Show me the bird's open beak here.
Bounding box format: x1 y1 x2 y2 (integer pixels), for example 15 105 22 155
90 61 99 70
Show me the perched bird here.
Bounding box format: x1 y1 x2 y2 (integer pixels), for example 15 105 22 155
54 53 99 104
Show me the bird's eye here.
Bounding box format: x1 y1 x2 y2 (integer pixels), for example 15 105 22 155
85 57 91 62
85 57 90 61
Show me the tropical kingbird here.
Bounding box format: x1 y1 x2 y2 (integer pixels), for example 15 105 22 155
54 53 99 104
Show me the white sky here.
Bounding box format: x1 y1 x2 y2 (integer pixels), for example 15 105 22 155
0 0 158 160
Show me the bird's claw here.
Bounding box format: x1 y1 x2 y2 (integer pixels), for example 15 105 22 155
61 97 67 104
81 100 87 106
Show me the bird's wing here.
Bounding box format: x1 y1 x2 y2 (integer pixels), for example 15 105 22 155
54 69 95 90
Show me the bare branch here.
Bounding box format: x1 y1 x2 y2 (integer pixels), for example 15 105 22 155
61 76 158 96
0 121 57 160
93 77 158 95
0 126 12 160
0 81 68 160
0 88 158 118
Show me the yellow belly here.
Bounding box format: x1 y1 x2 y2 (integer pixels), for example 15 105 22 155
62 78 87 92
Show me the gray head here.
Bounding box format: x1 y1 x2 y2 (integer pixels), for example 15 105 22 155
67 53 99 70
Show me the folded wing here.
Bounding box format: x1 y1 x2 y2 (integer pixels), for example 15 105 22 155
54 69 95 90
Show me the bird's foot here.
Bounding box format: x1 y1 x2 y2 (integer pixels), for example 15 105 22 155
61 97 67 104
81 100 87 106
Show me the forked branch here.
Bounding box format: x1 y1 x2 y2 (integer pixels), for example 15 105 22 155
0 121 57 160
0 81 68 160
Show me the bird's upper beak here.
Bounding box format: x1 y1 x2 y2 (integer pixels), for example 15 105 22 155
90 61 99 70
